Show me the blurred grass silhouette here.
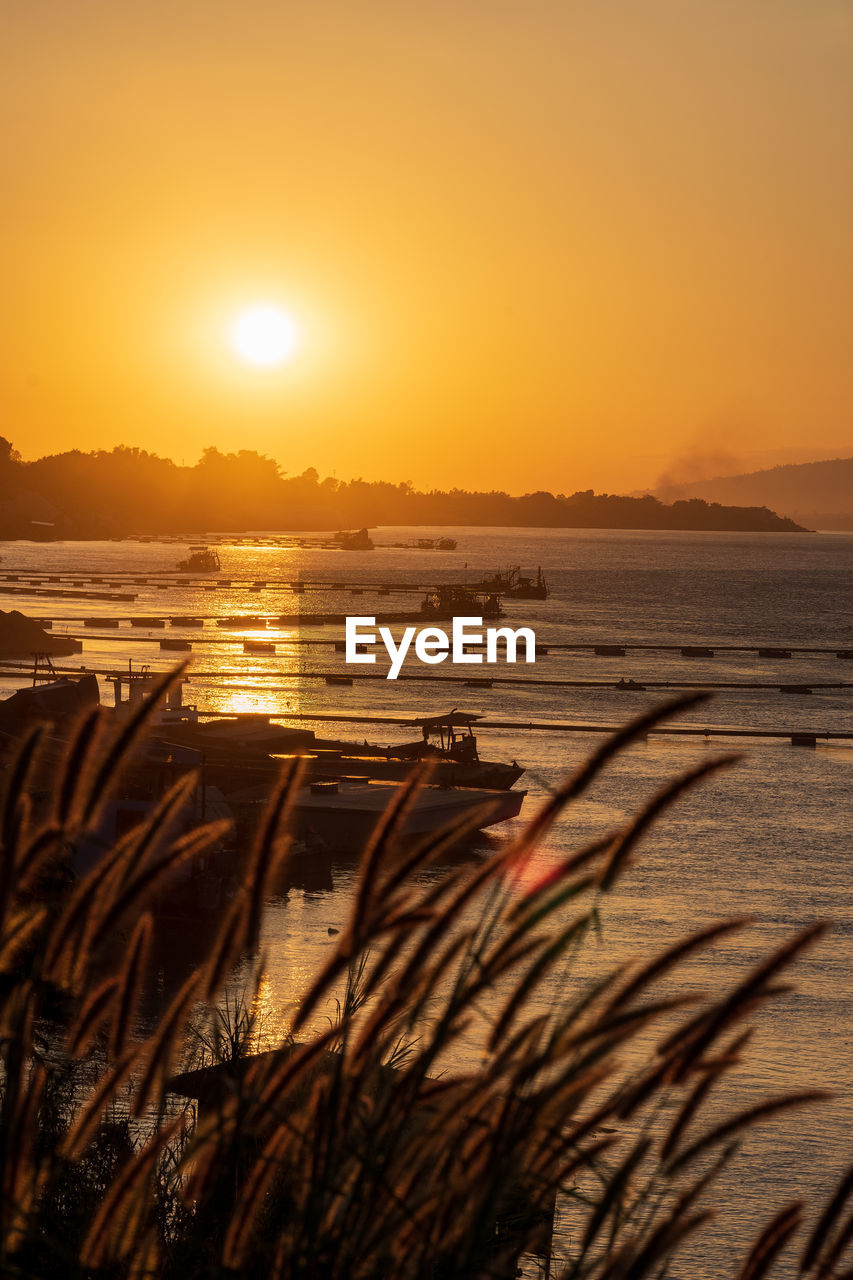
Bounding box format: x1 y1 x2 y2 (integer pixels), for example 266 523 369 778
0 669 851 1278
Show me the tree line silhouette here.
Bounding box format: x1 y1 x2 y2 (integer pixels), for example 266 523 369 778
0 440 806 537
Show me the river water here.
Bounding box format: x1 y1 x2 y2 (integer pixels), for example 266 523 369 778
1 526 851 1274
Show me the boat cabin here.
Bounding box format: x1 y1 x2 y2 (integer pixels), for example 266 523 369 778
333 527 374 550
403 711 485 763
176 547 222 573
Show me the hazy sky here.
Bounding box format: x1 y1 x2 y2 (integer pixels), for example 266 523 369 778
3 1 852 492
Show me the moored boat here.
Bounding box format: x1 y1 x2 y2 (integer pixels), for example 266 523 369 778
473 566 548 600
333 528 374 550
293 778 524 849
164 709 525 792
228 776 525 855
421 585 503 618
410 537 457 551
176 547 222 573
313 712 523 790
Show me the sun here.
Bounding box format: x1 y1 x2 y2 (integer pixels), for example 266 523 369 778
230 304 301 367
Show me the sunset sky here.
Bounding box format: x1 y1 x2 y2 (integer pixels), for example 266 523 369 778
3 1 852 494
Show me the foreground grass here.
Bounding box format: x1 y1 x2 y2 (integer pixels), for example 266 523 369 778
0 672 850 1278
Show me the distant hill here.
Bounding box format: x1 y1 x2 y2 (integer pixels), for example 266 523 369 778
653 457 853 530
0 438 807 536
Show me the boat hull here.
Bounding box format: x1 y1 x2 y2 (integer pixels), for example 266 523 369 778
289 782 526 854
305 749 524 791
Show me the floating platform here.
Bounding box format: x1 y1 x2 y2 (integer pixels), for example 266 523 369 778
0 585 137 602
216 615 268 628
222 710 853 749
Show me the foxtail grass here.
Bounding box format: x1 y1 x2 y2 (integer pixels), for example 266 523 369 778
0 687 848 1278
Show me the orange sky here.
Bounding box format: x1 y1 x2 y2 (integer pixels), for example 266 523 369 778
3 1 852 493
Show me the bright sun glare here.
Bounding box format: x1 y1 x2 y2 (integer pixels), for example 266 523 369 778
230 305 301 367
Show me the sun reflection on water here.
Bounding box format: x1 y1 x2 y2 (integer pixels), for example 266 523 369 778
249 971 295 1052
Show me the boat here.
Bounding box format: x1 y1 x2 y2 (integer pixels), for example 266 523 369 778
293 778 524 849
228 776 525 855
176 547 222 573
333 528 374 551
167 709 524 792
420 585 503 619
146 704 525 851
474 566 549 600
0 675 524 877
317 711 523 791
398 537 459 551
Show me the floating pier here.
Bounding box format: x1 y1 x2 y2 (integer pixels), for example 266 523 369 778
0 584 137 602
23 610 853 661
184 708 853 748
